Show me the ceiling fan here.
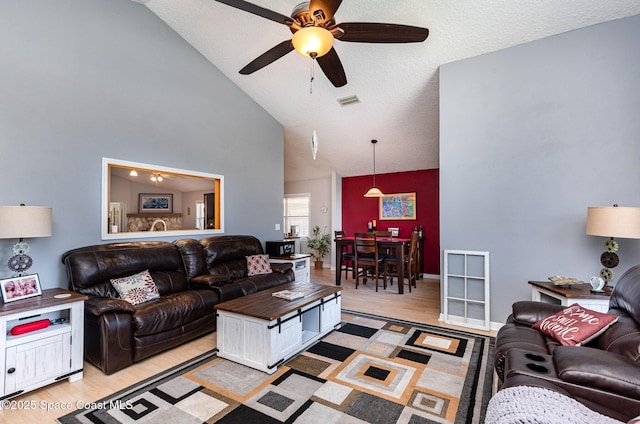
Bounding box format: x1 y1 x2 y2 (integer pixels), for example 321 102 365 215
214 0 429 87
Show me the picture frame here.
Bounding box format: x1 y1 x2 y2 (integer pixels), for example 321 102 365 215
1 274 42 303
379 192 417 220
387 227 400 237
138 193 173 213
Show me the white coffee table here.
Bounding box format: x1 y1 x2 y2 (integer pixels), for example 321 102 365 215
215 282 342 374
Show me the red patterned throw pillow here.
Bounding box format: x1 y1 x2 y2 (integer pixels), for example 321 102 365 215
110 269 160 305
532 303 618 346
246 254 273 276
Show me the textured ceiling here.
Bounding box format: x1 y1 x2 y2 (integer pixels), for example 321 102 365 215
135 0 640 182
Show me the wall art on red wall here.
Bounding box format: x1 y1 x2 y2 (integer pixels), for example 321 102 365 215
379 192 416 220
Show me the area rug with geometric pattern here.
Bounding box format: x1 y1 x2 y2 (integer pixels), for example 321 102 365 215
57 311 495 424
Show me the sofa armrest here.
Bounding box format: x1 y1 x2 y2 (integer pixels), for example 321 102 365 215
270 262 293 273
554 345 640 399
84 296 135 316
511 301 565 326
189 277 243 302
190 274 230 289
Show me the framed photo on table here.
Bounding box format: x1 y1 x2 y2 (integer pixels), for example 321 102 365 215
379 192 416 220
0 274 42 303
138 193 173 213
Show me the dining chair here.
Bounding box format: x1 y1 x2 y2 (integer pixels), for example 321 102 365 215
354 232 387 291
373 230 394 259
373 230 392 237
334 230 355 280
384 231 419 292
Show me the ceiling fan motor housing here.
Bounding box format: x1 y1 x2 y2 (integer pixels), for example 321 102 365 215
291 2 332 29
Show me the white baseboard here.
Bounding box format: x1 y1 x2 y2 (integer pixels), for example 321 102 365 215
438 313 504 333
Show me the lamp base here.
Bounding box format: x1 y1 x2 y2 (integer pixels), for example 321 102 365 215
8 254 33 276
598 237 619 286
8 239 33 276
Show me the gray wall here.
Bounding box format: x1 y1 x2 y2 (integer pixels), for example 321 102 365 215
0 0 285 289
440 14 640 323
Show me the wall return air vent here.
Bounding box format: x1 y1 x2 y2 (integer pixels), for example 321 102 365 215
337 95 360 106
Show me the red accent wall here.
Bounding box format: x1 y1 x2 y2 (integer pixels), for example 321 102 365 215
342 169 440 274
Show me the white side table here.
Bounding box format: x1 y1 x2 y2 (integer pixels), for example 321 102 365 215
0 288 87 402
529 281 611 312
269 254 311 283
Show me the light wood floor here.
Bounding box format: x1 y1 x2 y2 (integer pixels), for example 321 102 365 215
4 268 493 423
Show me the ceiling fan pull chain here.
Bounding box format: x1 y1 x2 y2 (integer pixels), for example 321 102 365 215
309 54 318 160
309 54 316 95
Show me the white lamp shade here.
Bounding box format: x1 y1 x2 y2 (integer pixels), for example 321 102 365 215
586 206 640 239
364 187 384 197
0 206 52 239
292 26 334 58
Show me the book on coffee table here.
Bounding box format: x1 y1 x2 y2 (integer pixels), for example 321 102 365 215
272 290 304 301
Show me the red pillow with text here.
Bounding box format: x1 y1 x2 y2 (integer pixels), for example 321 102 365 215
532 303 618 346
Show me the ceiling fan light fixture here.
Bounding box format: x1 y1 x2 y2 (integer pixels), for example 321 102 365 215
292 26 334 58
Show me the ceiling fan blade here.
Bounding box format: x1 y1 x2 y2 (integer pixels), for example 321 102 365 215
214 0 294 26
239 40 294 74
309 0 343 21
317 48 347 87
336 22 429 43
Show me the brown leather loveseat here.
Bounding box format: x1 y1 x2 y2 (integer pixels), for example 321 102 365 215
494 264 640 421
62 235 294 374
174 235 295 302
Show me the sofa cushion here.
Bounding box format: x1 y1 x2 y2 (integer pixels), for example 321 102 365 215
200 235 263 266
591 313 640 360
209 259 248 282
132 290 218 336
236 272 293 296
63 241 188 297
609 264 640 326
533 303 618 346
173 238 209 280
110 270 160 305
246 254 272 276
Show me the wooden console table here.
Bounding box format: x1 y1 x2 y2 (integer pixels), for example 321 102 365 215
529 281 611 313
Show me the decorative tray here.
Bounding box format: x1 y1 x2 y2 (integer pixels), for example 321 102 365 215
548 276 584 287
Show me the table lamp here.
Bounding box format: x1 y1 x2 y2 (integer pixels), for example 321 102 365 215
0 204 52 276
586 204 640 285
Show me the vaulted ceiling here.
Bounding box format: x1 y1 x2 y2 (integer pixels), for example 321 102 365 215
135 0 640 182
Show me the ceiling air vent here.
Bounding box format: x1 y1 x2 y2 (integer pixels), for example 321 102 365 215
337 95 360 106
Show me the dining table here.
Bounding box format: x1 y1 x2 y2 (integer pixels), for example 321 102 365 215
334 236 412 294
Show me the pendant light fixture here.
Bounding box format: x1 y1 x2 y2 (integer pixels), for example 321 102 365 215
364 139 384 197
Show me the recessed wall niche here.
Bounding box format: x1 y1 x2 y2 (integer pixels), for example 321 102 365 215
101 157 224 240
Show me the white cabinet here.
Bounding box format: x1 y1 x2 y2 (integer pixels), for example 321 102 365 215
0 289 86 402
269 254 311 283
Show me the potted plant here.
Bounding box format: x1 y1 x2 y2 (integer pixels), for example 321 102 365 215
306 225 331 269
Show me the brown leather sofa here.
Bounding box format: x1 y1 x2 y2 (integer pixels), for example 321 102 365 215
62 235 294 374
494 264 640 422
